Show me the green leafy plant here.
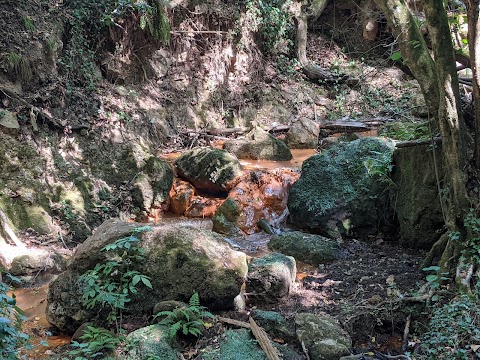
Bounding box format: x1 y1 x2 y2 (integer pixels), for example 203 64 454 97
363 150 395 186
381 121 431 141
78 226 153 333
418 295 480 359
0 272 31 360
422 266 450 301
154 292 215 340
69 325 121 360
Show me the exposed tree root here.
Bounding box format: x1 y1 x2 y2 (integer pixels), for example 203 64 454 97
421 233 448 269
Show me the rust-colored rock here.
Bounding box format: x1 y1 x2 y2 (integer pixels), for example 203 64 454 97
214 169 300 235
169 178 225 218
169 179 196 215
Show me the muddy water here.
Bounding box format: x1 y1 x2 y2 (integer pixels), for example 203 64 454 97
7 285 71 358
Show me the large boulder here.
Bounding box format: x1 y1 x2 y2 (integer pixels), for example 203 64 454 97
296 313 352 360
46 219 247 332
251 309 295 342
268 231 340 266
212 169 300 235
288 137 395 238
223 126 292 161
132 156 174 212
175 147 242 194
285 118 320 149
390 144 444 249
246 253 296 303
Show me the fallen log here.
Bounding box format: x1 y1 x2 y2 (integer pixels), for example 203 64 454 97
395 137 441 148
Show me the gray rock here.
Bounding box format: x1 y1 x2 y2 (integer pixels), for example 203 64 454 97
296 313 352 360
132 156 174 212
0 110 20 129
288 137 395 238
46 219 247 332
268 231 340 266
10 249 67 276
390 144 443 249
224 126 292 161
152 300 187 316
285 118 320 149
175 147 242 194
246 253 296 303
122 325 178 360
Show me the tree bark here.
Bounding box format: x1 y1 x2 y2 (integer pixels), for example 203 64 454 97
374 0 439 114
464 0 480 168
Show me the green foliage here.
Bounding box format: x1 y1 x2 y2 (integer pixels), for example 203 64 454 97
103 0 170 43
418 295 480 359
382 121 431 141
23 16 35 32
462 209 480 266
0 272 31 360
244 0 294 56
154 292 215 340
421 266 449 301
69 325 121 360
78 226 153 333
363 150 395 186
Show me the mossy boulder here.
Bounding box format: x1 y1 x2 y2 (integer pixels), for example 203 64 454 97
0 197 54 235
175 147 242 194
46 219 247 332
246 253 296 303
390 144 444 249
296 313 352 360
212 198 242 235
121 325 178 360
268 231 340 266
132 156 174 211
223 126 293 161
288 137 395 238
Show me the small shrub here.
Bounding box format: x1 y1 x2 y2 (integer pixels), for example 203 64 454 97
154 292 215 340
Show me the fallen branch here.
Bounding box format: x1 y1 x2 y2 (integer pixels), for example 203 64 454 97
218 316 251 329
395 137 441 148
249 317 281 360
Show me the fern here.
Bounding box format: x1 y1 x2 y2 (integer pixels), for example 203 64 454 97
154 292 215 340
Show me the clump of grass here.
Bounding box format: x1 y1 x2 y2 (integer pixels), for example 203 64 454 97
5 52 32 83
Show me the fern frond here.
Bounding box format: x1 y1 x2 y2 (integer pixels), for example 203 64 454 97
189 292 200 307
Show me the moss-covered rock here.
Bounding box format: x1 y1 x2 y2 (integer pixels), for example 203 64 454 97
200 329 268 360
390 144 443 249
223 126 292 161
175 147 242 194
46 219 247 332
251 310 295 342
212 198 242 235
268 231 340 265
246 253 296 303
295 313 352 360
122 325 178 360
288 137 395 238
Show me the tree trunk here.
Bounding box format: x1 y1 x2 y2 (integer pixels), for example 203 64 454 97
465 0 480 168
374 0 439 115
